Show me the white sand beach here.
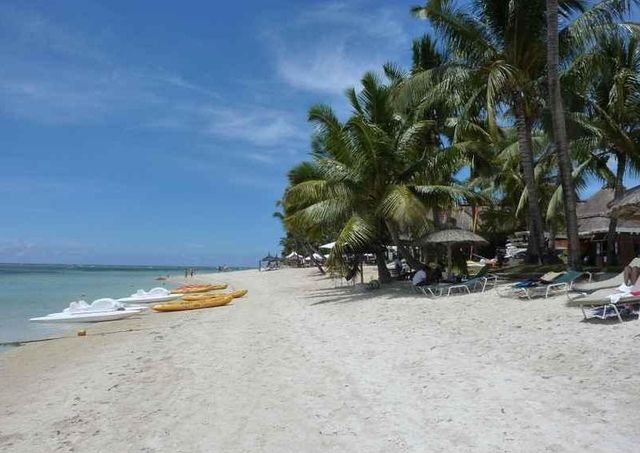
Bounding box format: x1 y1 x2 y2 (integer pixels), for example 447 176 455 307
1 267 639 452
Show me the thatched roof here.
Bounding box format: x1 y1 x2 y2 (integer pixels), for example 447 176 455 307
609 185 640 221
397 206 477 243
423 229 488 244
577 188 640 235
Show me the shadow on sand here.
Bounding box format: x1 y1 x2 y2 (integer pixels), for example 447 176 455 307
304 280 419 306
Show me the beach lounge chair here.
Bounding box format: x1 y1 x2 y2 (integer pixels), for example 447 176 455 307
443 266 498 296
567 287 640 322
414 283 446 297
496 271 565 298
524 271 587 299
416 267 497 297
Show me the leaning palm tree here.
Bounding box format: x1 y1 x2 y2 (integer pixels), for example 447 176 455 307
284 71 476 282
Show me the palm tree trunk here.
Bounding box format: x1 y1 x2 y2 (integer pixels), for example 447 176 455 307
549 221 556 252
546 0 582 270
514 95 546 264
375 249 392 283
606 152 627 266
303 241 326 274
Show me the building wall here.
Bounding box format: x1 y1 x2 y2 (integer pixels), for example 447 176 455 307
580 233 640 267
619 234 640 265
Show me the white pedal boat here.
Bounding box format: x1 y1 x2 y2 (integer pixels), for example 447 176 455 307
118 287 182 304
30 310 137 323
30 298 143 324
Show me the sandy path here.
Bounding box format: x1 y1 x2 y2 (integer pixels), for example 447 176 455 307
1 268 639 452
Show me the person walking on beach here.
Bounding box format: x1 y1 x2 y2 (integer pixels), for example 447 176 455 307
190 268 194 278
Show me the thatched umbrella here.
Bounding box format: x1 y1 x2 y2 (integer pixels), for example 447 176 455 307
609 185 640 220
423 229 488 277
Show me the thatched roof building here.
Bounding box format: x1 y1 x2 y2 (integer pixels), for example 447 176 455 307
577 188 640 236
576 188 640 266
609 185 640 221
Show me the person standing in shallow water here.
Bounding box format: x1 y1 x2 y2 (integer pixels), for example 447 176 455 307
184 269 188 278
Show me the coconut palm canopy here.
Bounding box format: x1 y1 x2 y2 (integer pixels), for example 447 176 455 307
276 1 639 279
609 186 640 220
423 229 488 245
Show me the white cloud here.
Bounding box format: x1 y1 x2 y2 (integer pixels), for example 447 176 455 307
204 106 304 146
275 42 367 95
296 1 407 43
0 239 89 260
0 4 108 63
267 1 410 95
0 240 36 257
0 8 220 126
0 7 305 161
145 72 220 99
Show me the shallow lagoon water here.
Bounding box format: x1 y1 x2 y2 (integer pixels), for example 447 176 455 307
0 264 221 344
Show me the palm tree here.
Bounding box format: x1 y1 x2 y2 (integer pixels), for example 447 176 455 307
410 0 638 264
283 71 476 282
567 29 640 265
410 0 567 263
546 0 581 269
453 115 596 259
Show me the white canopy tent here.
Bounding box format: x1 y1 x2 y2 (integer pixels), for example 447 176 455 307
305 252 325 262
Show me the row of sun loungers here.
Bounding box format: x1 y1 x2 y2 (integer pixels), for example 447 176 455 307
414 266 498 297
409 264 639 323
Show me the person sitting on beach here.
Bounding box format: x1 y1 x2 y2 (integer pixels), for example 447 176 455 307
624 263 640 286
412 266 428 287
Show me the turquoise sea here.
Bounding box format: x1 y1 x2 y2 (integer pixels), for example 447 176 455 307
0 263 225 346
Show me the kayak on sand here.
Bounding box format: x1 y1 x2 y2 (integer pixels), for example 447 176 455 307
153 294 234 312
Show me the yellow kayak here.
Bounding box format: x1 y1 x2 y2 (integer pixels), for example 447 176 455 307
182 288 247 301
182 291 222 301
229 289 248 298
153 295 233 312
171 284 227 294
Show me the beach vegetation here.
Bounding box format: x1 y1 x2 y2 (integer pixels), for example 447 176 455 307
278 0 640 281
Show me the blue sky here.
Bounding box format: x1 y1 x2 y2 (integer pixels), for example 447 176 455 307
0 1 637 266
0 0 427 266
